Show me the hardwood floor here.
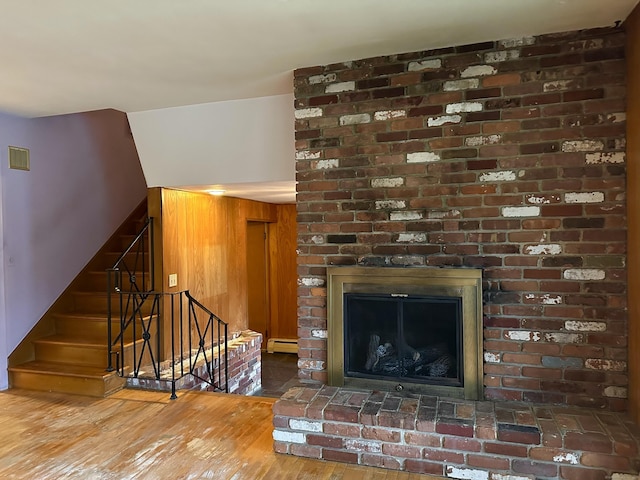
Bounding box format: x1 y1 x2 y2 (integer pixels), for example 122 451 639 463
0 388 434 479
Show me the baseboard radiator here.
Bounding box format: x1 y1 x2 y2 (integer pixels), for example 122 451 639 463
267 338 298 354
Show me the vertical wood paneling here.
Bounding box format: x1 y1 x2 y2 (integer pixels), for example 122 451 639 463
155 189 290 355
627 5 640 422
269 204 298 340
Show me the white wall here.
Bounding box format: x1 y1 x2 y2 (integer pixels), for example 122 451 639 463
127 93 295 187
0 109 147 389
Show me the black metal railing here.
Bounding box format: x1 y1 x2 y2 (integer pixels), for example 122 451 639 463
106 217 228 398
107 217 154 372
109 290 229 399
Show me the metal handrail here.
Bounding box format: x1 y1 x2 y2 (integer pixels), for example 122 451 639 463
106 217 153 371
111 290 229 398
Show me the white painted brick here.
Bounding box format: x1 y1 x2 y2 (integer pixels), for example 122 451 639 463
446 102 483 114
390 211 423 221
607 112 626 123
371 177 403 188
408 59 442 71
604 386 628 398
553 453 580 465
479 170 516 182
298 277 325 287
345 439 382 453
524 244 562 255
289 419 323 432
310 235 323 244
506 330 541 342
585 359 626 371
313 159 339 169
544 332 583 343
296 150 321 160
374 109 406 121
499 36 536 48
273 430 306 443
526 194 560 204
461 65 498 78
612 474 639 480
308 73 336 85
375 200 406 209
526 293 562 305
543 80 576 92
295 107 323 119
447 466 489 480
427 115 462 126
428 209 461 219
565 321 607 332
502 206 540 217
339 113 371 126
563 269 605 280
311 329 328 339
390 255 425 266
465 134 501 147
484 352 500 363
585 152 626 164
444 79 480 91
485 50 520 63
565 191 604 203
396 233 426 243
325 81 355 93
407 152 440 163
297 359 326 370
561 140 604 152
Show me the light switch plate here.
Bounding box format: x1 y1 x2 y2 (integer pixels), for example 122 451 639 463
168 273 178 287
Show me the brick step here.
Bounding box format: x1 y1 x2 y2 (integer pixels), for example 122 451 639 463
273 386 640 480
8 361 126 397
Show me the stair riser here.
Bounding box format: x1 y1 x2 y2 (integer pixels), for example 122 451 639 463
83 273 151 292
118 234 150 251
54 318 138 342
71 294 155 315
34 343 109 368
101 252 150 270
9 370 125 397
34 337 155 370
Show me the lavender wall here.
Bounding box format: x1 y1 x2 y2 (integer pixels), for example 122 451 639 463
0 109 147 389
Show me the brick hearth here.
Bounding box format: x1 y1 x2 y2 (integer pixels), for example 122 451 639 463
274 386 640 479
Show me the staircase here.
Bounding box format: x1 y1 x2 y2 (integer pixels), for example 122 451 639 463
8 201 151 397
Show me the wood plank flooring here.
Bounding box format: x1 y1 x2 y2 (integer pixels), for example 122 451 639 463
0 388 436 479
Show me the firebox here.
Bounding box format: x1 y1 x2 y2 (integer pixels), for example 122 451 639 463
327 267 483 400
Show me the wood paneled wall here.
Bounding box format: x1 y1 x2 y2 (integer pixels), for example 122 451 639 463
268 204 298 340
148 188 297 355
627 5 640 422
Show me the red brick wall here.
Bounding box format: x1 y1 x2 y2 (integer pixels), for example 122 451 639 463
294 27 628 410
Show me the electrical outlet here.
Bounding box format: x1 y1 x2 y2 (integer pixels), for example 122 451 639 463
168 273 178 287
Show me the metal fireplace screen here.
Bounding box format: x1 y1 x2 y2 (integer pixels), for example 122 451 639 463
327 267 483 400
344 294 462 388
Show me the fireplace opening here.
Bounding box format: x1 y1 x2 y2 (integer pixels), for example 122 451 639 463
327 267 483 400
344 294 462 387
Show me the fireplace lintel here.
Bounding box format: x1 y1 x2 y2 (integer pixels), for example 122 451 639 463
327 266 483 400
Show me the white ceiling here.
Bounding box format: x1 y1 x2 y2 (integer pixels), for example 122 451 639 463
1 0 637 118
1 0 637 203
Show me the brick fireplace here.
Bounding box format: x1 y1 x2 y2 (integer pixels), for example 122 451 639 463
275 26 639 479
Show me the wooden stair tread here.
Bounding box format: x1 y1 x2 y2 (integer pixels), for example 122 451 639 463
9 361 115 379
34 334 141 347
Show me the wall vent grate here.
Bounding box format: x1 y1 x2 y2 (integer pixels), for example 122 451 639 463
8 146 30 171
